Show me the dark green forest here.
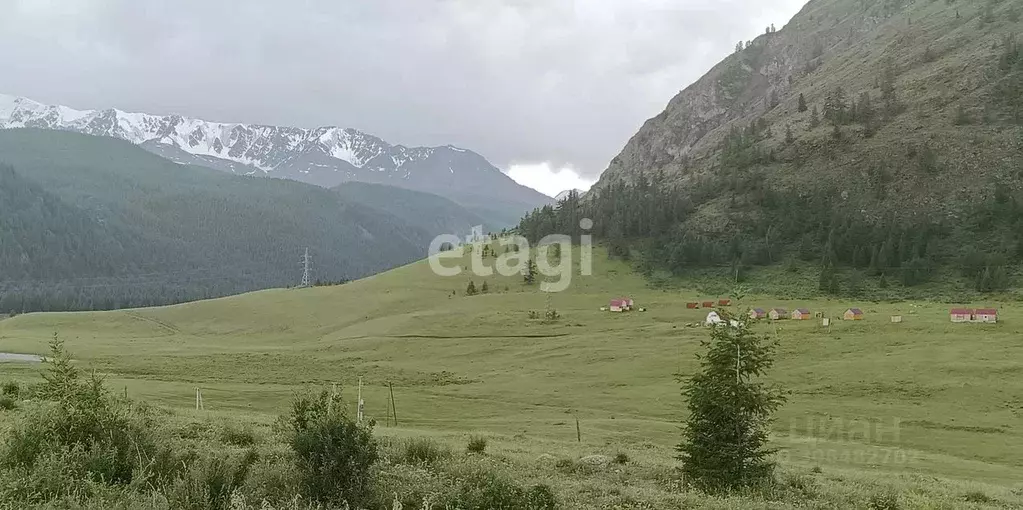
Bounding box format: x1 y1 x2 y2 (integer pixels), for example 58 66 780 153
333 181 494 238
518 170 1023 296
0 130 435 313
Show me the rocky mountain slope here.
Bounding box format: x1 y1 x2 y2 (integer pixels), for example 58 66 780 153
0 94 550 226
594 0 1023 226
522 0 1023 296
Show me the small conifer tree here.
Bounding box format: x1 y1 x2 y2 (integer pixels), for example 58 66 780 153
676 309 785 492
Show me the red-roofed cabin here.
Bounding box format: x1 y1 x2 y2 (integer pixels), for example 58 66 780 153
950 308 973 323
702 301 714 308
610 298 634 312
686 302 699 309
974 309 998 323
718 299 731 306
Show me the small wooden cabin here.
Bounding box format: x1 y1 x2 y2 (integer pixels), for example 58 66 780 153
610 299 626 312
718 299 731 306
749 308 767 319
702 301 715 308
791 308 812 320
686 302 699 309
769 308 788 320
950 308 973 323
890 315 903 323
844 308 864 320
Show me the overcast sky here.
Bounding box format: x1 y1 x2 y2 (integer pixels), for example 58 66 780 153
0 0 806 196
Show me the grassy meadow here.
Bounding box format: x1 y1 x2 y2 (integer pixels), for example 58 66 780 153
1 246 1022 508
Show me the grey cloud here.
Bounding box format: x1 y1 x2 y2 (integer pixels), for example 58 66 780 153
0 0 806 178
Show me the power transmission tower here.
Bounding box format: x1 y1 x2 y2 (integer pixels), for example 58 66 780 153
300 248 312 287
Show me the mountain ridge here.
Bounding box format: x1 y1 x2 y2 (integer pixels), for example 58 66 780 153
0 94 549 225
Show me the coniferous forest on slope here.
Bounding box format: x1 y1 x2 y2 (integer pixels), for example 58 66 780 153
0 129 437 313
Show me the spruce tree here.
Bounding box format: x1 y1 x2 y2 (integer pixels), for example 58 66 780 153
523 258 538 284
677 309 785 492
465 280 478 296
798 93 808 113
810 105 821 129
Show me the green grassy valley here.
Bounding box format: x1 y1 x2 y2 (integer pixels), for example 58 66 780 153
2 247 1021 508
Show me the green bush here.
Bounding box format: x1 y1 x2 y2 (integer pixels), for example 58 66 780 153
964 490 993 503
3 338 159 488
165 449 259 510
403 437 450 465
0 395 15 411
526 484 558 509
613 452 629 465
868 491 900 510
218 423 257 447
240 449 302 507
1 380 19 397
286 390 378 507
466 436 488 454
554 458 576 474
446 470 557 510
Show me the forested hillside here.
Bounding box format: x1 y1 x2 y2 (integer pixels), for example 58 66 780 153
333 182 495 239
0 129 434 312
520 0 1023 297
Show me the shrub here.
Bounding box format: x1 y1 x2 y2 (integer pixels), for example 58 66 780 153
166 449 259 510
0 395 15 411
218 423 257 447
286 390 378 507
446 470 557 510
3 338 159 488
964 490 993 503
613 452 629 465
466 436 488 454
403 437 449 465
1 380 19 397
239 448 302 507
554 458 576 474
868 491 900 510
526 484 558 509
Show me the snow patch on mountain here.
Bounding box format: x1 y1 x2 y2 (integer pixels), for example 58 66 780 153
0 93 449 177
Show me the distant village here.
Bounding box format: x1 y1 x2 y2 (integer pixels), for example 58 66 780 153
603 298 999 325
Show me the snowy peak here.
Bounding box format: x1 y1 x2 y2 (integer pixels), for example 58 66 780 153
0 93 552 224
0 94 448 175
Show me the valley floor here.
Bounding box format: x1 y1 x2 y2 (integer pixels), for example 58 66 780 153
1 248 1022 507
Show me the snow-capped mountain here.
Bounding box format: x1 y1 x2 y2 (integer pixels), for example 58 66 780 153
0 94 549 224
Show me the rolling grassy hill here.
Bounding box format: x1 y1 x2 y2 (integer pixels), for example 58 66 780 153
1 245 1021 507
